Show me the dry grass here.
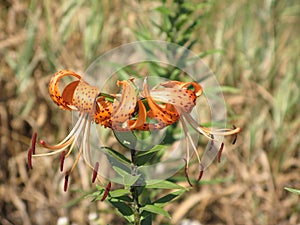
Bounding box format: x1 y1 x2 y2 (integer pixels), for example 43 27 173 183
0 0 299 224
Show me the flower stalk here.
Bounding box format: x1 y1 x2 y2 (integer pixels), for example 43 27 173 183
129 141 141 225
131 184 141 225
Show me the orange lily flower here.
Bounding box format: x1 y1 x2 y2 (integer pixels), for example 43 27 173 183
28 70 110 191
28 70 144 191
141 78 241 184
28 70 241 190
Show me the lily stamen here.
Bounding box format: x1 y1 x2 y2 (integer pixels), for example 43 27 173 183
60 151 66 172
92 162 100 183
217 143 225 163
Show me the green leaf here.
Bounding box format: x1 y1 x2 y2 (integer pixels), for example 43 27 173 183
154 190 186 207
284 187 300 195
154 6 172 15
141 211 152 225
174 14 189 30
113 166 141 187
145 179 186 190
109 199 134 223
136 145 166 165
109 189 130 198
141 204 171 219
108 189 132 202
113 130 138 150
138 145 166 157
101 146 131 164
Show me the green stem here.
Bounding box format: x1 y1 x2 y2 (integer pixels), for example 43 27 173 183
130 148 141 225
131 184 141 225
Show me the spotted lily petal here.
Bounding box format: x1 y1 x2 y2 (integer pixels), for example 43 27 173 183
111 80 137 129
93 96 113 128
49 70 81 110
160 80 202 96
143 80 180 126
129 99 147 129
149 81 202 114
72 79 99 113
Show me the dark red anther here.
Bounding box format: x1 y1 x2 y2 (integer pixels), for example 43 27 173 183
197 163 204 182
27 132 37 169
232 125 238 145
100 182 112 201
31 132 37 154
27 147 33 169
64 171 70 192
183 159 193 187
197 169 204 182
92 162 99 183
218 143 224 163
60 151 66 172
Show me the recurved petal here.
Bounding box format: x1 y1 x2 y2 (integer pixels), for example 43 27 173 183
144 81 179 125
129 99 147 129
111 80 137 124
160 81 203 96
62 80 80 109
180 82 203 97
49 70 81 110
150 87 196 113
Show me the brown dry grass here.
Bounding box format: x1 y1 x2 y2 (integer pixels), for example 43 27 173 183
0 0 299 225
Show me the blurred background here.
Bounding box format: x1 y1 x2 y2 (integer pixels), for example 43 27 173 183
0 0 299 224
